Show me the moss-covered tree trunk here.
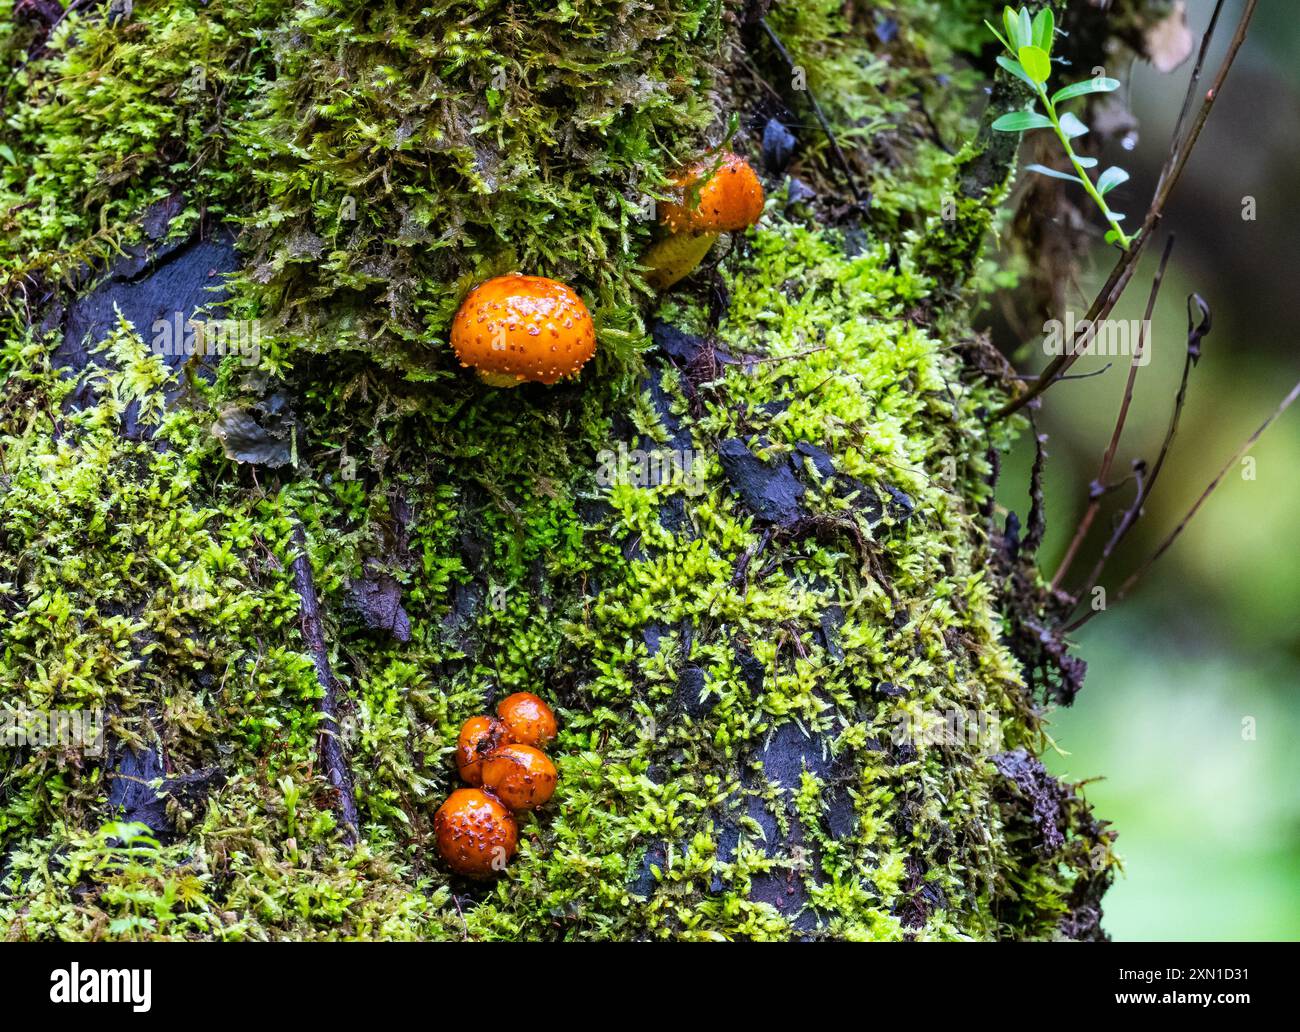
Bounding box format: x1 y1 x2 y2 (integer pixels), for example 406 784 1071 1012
0 0 1137 940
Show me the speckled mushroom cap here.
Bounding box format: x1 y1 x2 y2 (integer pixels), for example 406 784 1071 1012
450 273 597 386
496 691 558 748
660 151 765 235
433 788 518 879
480 743 558 812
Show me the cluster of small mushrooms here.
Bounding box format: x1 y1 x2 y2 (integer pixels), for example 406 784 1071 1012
434 693 559 878
448 151 763 387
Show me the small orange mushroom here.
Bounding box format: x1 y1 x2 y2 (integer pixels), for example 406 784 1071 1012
455 715 511 786
658 151 766 236
480 744 558 812
434 788 518 878
497 691 558 749
449 273 596 387
645 151 765 289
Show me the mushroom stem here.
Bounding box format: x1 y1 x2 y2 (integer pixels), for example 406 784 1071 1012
643 231 719 290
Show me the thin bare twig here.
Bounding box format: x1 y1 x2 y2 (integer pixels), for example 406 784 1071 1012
1010 364 1112 382
1067 375 1300 632
1069 293 1211 615
1155 0 1229 199
1052 234 1175 591
758 17 866 206
291 523 360 845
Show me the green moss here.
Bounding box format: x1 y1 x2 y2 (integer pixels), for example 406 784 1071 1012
0 0 1113 940
227 0 725 375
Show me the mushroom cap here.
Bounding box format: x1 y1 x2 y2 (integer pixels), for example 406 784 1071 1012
433 788 518 878
497 691 558 749
450 274 596 386
480 744 558 812
455 715 511 786
660 152 765 235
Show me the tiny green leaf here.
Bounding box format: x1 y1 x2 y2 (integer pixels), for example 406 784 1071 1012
1018 8 1033 53
1097 167 1130 195
1032 8 1055 54
1018 45 1052 84
1104 228 1122 246
985 19 1012 51
996 55 1036 88
1059 111 1089 139
1025 164 1082 184
1003 6 1021 49
1075 156 1099 169
991 110 1054 132
1052 77 1121 104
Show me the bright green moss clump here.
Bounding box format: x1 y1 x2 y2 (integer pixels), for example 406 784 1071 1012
0 0 1114 940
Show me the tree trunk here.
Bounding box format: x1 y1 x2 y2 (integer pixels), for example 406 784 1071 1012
0 0 1147 940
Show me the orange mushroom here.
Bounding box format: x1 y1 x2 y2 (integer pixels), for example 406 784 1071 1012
496 691 558 749
644 151 765 289
449 273 596 388
433 788 518 878
455 715 512 786
480 744 558 812
658 151 766 235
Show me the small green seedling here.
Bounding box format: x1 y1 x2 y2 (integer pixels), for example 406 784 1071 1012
987 5 1136 249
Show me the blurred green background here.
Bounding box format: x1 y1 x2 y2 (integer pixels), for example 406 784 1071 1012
992 0 1300 940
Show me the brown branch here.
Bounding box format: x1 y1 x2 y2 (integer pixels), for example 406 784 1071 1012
1051 234 1175 591
290 522 360 845
1067 374 1300 632
1154 0 1229 200
995 0 1255 420
1022 414 1048 558
1067 293 1211 621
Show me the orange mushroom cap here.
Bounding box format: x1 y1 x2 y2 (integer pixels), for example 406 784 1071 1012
496 691 558 749
433 788 518 879
450 273 596 387
480 744 558 812
455 715 512 787
659 152 765 236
